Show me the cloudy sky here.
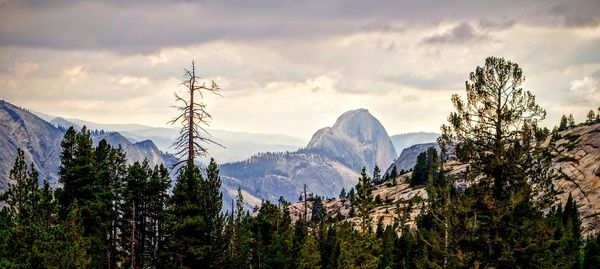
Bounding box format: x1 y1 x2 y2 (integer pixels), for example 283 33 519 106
1 0 599 138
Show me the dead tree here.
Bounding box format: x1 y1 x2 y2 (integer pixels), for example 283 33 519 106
169 61 222 168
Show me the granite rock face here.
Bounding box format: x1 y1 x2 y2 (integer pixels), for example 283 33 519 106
548 123 600 234
307 109 397 173
0 101 63 189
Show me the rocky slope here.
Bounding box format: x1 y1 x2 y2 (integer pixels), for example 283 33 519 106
547 123 600 234
0 100 172 190
292 123 600 235
307 109 397 172
0 101 63 189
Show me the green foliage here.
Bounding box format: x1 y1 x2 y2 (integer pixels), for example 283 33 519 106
583 233 600 269
372 165 381 185
0 149 91 268
587 110 597 124
559 114 568 131
339 188 346 200
298 233 321 269
433 56 582 268
568 114 575 128
162 160 226 268
409 147 440 187
337 223 380 269
355 167 374 233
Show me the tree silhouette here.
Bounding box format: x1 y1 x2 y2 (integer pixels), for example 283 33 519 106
169 61 222 169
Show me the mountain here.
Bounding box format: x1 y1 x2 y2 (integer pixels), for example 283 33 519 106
0 100 172 190
385 142 440 175
0 101 63 189
91 132 167 168
390 132 439 155
220 109 396 208
307 109 397 172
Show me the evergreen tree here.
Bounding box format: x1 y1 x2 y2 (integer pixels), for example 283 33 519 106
337 222 380 269
226 188 252 268
58 126 108 267
298 232 321 269
339 188 346 200
587 109 597 124
372 166 381 185
559 114 568 131
94 140 127 269
200 158 226 268
439 56 557 268
389 166 398 184
163 164 205 268
568 113 575 128
409 147 439 186
0 149 91 268
583 233 600 269
355 168 374 233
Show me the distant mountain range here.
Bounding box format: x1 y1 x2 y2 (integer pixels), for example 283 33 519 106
42 114 307 165
2 101 441 209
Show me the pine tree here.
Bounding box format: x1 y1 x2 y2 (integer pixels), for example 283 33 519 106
337 222 380 269
583 233 600 269
339 188 346 200
559 114 568 131
568 113 575 128
389 166 398 184
298 233 321 269
587 109 596 124
163 164 205 267
439 56 555 268
355 167 374 233
410 147 440 186
0 149 91 268
57 126 109 267
94 139 127 269
200 158 226 268
372 166 381 185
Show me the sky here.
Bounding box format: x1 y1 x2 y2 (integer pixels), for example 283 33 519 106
1 0 599 138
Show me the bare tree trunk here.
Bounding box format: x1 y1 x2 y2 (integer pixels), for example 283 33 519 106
188 62 195 167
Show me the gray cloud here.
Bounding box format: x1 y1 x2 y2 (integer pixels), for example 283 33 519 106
548 0 600 27
478 19 516 30
0 0 598 53
421 22 493 45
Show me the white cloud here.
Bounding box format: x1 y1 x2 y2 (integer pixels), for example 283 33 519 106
570 76 599 101
60 65 87 83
